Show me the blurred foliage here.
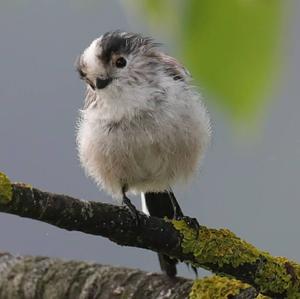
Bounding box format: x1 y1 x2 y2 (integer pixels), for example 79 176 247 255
124 0 283 126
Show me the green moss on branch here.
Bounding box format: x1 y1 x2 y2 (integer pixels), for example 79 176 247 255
189 276 257 299
172 220 260 268
0 172 12 204
173 220 300 298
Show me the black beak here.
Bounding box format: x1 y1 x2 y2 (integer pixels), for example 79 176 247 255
96 77 112 89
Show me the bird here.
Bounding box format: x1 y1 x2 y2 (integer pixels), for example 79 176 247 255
75 31 211 277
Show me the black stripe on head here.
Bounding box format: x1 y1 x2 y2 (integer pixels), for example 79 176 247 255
99 31 158 64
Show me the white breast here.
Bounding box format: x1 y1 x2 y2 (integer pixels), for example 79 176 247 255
77 80 211 200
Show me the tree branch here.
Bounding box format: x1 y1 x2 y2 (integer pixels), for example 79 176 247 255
0 252 261 299
0 172 299 298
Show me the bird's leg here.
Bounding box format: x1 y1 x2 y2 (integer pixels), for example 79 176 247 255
122 186 139 226
123 195 140 225
180 216 200 233
168 191 200 233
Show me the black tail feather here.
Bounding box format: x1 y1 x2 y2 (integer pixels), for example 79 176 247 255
158 253 177 278
142 190 199 277
142 190 183 277
143 190 183 218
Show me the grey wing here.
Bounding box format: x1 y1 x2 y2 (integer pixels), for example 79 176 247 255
158 53 191 82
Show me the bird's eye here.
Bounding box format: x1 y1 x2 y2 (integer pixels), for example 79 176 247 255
115 57 127 68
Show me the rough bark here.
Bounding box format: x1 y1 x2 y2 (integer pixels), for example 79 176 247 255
0 252 260 299
0 172 299 298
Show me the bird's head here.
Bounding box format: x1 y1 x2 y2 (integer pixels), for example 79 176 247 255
76 31 189 100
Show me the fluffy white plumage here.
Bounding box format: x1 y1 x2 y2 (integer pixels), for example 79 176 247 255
76 32 211 200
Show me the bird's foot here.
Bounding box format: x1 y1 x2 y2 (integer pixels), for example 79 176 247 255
123 196 140 226
186 263 198 277
175 215 200 237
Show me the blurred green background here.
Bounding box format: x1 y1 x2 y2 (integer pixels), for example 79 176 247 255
125 0 283 129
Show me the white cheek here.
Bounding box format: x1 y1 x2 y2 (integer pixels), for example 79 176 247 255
83 37 103 73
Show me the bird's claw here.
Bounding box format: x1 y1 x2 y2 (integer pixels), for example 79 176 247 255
176 216 200 237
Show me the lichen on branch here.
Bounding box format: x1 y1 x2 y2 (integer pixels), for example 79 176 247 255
172 220 300 298
0 172 12 204
172 220 260 268
190 276 263 299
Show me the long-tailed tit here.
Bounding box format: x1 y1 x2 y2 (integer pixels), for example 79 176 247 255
76 31 211 277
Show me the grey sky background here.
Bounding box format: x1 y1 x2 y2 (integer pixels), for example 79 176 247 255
0 0 299 278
